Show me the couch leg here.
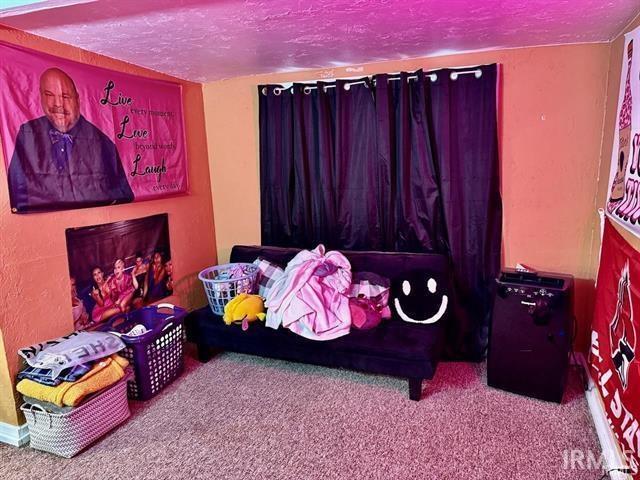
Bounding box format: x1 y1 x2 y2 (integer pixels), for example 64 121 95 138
197 343 212 363
409 378 423 401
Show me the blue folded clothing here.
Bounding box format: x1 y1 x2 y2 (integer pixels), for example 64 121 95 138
17 363 92 386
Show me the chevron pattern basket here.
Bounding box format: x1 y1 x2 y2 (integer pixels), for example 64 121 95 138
20 375 131 458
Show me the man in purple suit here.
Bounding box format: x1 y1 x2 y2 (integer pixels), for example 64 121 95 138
7 67 133 213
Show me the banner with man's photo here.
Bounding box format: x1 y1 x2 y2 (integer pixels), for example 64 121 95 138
0 42 188 214
66 214 174 331
606 25 640 237
590 219 640 473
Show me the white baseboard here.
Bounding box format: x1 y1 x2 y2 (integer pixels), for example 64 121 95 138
577 353 633 480
0 421 29 447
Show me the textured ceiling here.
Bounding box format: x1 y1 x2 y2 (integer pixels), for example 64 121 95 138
1 0 639 82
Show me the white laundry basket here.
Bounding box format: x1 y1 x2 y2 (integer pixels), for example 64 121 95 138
198 263 258 315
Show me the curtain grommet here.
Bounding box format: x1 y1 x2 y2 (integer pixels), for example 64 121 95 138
344 83 351 91
475 70 483 79
450 72 458 81
303 86 312 95
274 88 282 96
428 74 437 83
261 87 268 96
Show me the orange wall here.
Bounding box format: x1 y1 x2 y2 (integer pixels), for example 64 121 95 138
203 43 611 348
0 27 217 426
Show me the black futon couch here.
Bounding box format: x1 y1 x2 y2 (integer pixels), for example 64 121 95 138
186 245 451 400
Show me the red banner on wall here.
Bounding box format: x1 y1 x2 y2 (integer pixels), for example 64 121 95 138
590 218 640 474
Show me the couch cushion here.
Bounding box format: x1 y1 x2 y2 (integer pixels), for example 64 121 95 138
186 305 439 380
191 310 440 362
327 319 442 362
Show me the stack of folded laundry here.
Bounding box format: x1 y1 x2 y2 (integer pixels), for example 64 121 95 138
16 331 130 412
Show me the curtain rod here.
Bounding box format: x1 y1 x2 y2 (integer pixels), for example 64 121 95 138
263 68 483 95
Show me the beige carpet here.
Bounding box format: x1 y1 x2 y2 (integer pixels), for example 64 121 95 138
0 351 601 480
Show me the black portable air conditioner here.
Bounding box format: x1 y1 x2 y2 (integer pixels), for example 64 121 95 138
487 269 574 403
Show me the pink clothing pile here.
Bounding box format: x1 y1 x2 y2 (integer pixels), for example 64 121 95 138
265 245 352 341
348 273 392 330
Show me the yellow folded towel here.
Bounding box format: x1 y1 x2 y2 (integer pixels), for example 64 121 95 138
17 354 129 407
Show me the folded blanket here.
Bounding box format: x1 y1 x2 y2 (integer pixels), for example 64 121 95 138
16 354 129 407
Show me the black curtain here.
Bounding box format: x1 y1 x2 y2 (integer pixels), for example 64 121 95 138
427 67 502 359
259 64 501 359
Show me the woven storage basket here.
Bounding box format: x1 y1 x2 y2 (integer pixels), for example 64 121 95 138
20 375 130 458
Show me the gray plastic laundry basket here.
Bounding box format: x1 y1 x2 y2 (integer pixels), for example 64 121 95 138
20 375 130 458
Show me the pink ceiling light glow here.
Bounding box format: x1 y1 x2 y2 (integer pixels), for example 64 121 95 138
1 0 639 82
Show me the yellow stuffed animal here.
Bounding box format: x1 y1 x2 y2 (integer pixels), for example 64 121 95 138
223 293 266 329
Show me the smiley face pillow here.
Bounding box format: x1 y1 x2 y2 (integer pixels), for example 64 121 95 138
391 270 449 325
